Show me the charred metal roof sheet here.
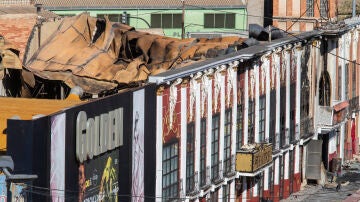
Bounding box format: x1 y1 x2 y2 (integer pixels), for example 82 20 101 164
149 30 323 84
26 13 246 94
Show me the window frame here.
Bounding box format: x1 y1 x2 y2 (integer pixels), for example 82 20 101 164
151 13 182 28
248 100 255 144
224 109 232 172
200 118 207 187
204 13 236 29
259 95 266 142
186 122 195 193
338 65 342 100
345 63 349 100
211 114 220 181
162 142 179 200
236 104 243 150
320 0 328 18
306 0 314 17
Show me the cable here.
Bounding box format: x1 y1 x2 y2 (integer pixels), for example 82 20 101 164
286 1 316 32
19 181 360 200
182 3 360 67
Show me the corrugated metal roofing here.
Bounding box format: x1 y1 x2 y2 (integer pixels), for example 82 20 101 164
34 0 246 9
26 13 246 94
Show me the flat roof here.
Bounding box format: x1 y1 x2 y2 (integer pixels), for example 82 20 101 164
0 97 83 152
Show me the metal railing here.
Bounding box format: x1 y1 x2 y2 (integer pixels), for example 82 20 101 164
224 154 236 177
275 132 280 151
212 160 223 184
186 171 199 196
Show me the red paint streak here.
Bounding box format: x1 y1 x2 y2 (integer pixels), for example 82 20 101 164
273 185 279 202
283 179 290 199
293 173 301 192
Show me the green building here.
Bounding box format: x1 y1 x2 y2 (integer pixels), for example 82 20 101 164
34 0 247 38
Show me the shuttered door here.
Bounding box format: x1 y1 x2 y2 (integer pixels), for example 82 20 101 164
306 140 323 180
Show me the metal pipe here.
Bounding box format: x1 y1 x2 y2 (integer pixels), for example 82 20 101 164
181 0 185 39
353 0 357 17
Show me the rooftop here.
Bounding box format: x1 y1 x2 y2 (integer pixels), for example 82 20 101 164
0 97 82 151
25 13 247 94
34 0 246 9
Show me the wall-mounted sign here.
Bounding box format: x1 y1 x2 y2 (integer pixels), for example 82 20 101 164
79 150 119 202
236 143 273 173
76 108 124 163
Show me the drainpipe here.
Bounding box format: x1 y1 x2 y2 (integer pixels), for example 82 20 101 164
181 0 185 39
353 0 356 17
35 4 43 49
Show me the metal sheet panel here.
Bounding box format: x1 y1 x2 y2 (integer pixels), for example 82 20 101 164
306 139 323 180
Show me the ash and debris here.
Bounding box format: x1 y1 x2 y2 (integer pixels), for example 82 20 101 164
282 156 360 202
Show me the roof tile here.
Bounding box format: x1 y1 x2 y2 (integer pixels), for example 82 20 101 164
34 0 246 9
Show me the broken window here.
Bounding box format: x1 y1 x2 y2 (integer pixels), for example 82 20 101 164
345 63 349 100
319 71 331 106
338 65 342 100
97 14 129 24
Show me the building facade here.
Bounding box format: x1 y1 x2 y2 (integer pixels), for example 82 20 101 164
272 0 337 32
3 14 360 202
150 18 360 202
31 0 247 38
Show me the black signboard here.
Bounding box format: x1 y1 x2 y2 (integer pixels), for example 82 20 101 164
80 150 119 202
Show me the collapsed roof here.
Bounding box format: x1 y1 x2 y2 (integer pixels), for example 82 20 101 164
0 36 22 72
26 13 246 94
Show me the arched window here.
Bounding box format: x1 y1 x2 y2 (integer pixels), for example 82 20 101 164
319 71 331 106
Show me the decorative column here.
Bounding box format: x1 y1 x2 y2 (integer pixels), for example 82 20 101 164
180 78 187 196
254 61 260 143
191 72 202 190
244 67 249 144
155 86 165 202
295 43 302 141
284 45 292 146
205 69 213 185
261 52 271 143
217 65 226 168
273 47 282 150
228 61 239 158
